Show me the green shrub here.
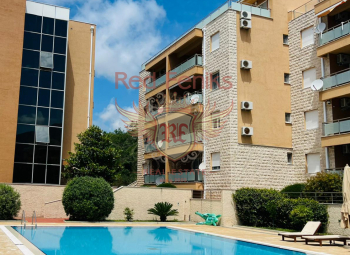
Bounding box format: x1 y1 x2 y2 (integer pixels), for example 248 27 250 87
124 207 134 222
290 205 314 230
62 177 114 221
157 183 177 188
233 188 284 227
304 172 342 193
233 188 329 232
0 184 21 220
281 183 305 198
148 202 178 222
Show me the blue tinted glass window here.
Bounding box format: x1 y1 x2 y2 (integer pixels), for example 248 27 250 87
19 86 37 106
50 127 62 146
14 144 34 163
18 106 36 124
21 68 38 87
23 32 40 50
52 72 65 90
42 17 54 35
50 109 63 127
33 164 46 184
54 37 67 54
22 50 40 68
13 163 33 183
38 89 50 107
16 124 35 144
34 145 47 164
51 90 64 109
41 35 53 52
47 146 61 165
36 107 49 125
46 165 60 184
24 14 42 33
39 70 51 88
55 20 68 37
53 55 66 72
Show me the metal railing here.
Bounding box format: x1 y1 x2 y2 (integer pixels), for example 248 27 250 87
322 67 350 91
170 92 203 109
21 210 26 227
32 211 37 227
323 117 350 136
325 168 344 175
289 0 319 20
283 192 343 204
318 19 350 46
231 1 271 18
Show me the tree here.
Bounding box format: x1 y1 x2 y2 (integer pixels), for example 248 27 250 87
0 184 21 220
63 125 123 184
148 202 179 222
109 128 137 186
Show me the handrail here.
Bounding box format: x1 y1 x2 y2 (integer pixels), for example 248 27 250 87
32 211 37 227
322 67 350 78
323 116 350 124
21 210 26 227
318 19 350 46
289 0 318 20
282 192 343 204
323 19 350 34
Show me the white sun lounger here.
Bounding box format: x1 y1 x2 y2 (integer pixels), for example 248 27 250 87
278 221 321 242
302 235 350 246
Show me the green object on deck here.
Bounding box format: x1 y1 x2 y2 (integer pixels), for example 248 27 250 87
195 211 221 226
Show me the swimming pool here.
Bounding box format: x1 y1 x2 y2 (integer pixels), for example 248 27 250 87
13 226 307 255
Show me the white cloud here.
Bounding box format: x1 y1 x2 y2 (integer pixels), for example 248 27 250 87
93 98 135 132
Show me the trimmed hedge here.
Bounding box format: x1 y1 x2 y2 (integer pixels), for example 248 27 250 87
233 188 328 232
281 183 305 198
304 172 342 193
62 177 114 221
157 183 177 188
0 184 21 220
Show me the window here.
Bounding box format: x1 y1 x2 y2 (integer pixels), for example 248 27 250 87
53 54 66 72
284 73 290 84
24 14 42 33
55 20 68 37
46 165 60 184
54 37 67 54
33 165 46 184
211 32 220 51
51 90 64 108
36 108 49 125
211 72 220 90
14 144 34 163
13 163 33 183
41 35 54 52
287 152 293 164
50 109 63 127
38 89 50 107
212 112 221 129
17 106 36 124
52 72 65 90
212 152 220 170
40 52 54 69
305 110 319 130
22 50 40 68
285 113 292 123
23 32 40 50
47 146 61 164
39 70 52 88
301 27 314 48
21 68 38 87
42 17 54 35
283 34 289 45
34 145 47 163
35 126 50 143
306 153 321 174
303 68 316 89
19 86 37 106
16 124 35 144
49 127 62 146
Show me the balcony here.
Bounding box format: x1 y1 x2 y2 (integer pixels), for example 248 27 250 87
144 142 165 153
145 74 166 94
322 118 350 146
144 174 165 184
231 2 270 19
320 68 350 100
168 170 203 183
289 0 318 21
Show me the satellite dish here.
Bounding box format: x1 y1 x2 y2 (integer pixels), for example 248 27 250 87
315 23 326 34
199 163 205 171
190 94 200 104
157 140 163 148
311 79 324 91
155 176 165 186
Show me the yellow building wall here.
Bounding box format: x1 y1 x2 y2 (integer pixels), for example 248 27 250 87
237 0 310 148
0 0 26 183
63 21 96 161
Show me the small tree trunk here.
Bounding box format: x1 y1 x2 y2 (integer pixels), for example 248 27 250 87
160 216 166 222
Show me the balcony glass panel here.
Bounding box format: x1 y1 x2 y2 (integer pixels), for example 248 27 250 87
169 133 194 148
231 2 271 18
324 119 350 136
144 174 165 184
319 21 350 46
322 69 350 90
168 170 203 183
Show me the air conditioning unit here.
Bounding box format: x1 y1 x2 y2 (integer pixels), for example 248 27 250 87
337 54 350 66
335 11 349 22
240 19 252 29
241 101 253 110
343 144 350 154
341 97 350 108
241 11 251 20
242 127 253 136
241 60 252 69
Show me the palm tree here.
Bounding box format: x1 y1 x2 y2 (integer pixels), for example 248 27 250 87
147 202 179 222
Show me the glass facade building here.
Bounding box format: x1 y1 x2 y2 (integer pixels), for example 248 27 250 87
13 10 69 185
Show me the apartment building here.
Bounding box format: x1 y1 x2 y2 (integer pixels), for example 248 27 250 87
138 0 350 195
0 0 96 185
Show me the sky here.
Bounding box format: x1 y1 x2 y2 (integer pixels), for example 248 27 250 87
42 0 228 131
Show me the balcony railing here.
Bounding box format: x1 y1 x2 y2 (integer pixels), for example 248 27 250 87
168 133 202 148
319 19 350 46
323 117 350 136
231 1 271 19
144 174 165 184
145 74 166 94
170 92 203 110
168 170 203 183
282 192 342 204
144 142 165 153
289 0 318 20
325 168 344 175
322 68 350 91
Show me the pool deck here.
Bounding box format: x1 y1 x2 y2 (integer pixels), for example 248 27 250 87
0 221 349 255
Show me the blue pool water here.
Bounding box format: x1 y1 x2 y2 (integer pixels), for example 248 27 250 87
13 226 306 255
